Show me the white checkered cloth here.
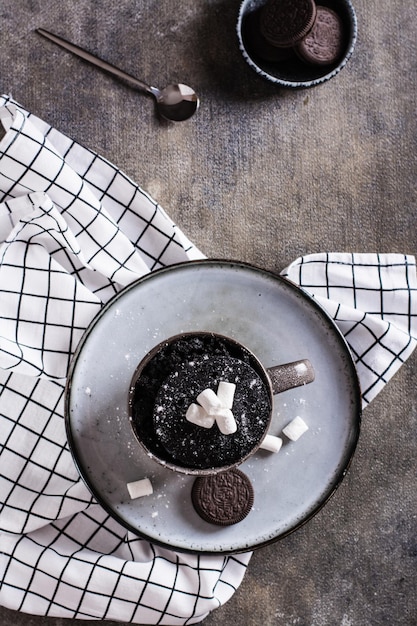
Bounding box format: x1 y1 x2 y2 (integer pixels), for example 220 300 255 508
0 95 416 624
282 253 417 407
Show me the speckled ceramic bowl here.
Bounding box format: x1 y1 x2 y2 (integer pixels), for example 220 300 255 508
237 0 357 88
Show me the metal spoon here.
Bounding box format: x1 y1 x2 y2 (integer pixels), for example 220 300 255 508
36 28 199 122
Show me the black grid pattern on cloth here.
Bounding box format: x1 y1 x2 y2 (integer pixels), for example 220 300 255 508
1 505 249 623
0 193 105 378
0 95 204 379
0 369 93 535
0 107 175 282
0 95 202 273
282 252 417 406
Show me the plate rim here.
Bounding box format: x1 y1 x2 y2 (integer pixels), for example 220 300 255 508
65 259 362 554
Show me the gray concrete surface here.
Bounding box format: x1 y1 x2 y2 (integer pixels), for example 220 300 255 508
0 0 416 624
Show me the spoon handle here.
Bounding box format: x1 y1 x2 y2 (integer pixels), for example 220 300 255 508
36 28 154 95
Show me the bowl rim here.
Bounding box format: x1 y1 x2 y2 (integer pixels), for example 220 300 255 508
236 0 358 88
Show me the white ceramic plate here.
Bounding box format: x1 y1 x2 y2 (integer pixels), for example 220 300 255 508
65 260 361 554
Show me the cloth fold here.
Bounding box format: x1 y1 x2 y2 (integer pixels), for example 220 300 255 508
0 95 416 624
282 252 417 406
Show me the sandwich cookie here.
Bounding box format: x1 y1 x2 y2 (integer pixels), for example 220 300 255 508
295 6 344 66
260 0 317 48
192 468 254 525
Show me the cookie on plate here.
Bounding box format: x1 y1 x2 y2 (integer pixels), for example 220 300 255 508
192 468 254 526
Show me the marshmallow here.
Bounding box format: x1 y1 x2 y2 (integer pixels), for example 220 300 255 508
210 407 237 435
186 403 215 429
216 381 236 410
127 477 153 500
196 388 222 413
282 416 309 441
187 385 238 435
260 434 283 453
295 361 308 376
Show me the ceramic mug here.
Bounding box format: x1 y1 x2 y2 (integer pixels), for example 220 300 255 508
128 331 314 475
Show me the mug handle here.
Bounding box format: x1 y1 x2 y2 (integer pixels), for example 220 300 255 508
267 359 315 395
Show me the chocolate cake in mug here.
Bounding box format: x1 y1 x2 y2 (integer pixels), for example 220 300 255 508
129 332 273 473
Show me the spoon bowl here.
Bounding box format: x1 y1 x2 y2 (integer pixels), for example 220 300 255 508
150 83 200 122
36 28 199 122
